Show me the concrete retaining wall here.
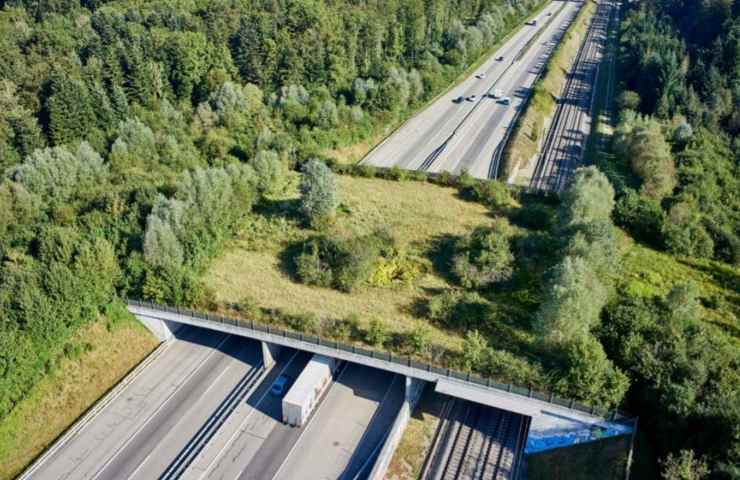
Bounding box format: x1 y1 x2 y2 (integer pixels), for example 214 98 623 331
136 313 182 341
368 378 427 480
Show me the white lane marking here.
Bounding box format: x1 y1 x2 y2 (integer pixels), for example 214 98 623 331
195 350 301 480
90 333 231 480
19 339 175 480
125 356 240 480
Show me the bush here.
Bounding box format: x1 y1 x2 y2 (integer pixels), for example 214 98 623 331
511 202 555 230
286 312 320 333
293 232 395 292
365 319 389 347
322 317 351 340
235 295 262 320
294 238 335 288
452 222 514 289
407 325 432 355
459 180 514 210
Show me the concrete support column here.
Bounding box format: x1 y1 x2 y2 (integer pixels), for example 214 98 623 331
261 341 281 368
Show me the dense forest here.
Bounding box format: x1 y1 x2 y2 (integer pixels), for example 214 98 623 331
609 0 739 265
0 0 546 429
595 0 740 478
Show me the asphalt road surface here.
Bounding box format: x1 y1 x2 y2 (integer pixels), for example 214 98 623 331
183 350 311 480
529 0 615 191
363 0 581 179
26 327 261 480
272 363 402 480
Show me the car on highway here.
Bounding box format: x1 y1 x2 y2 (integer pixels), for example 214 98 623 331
467 94 477 101
271 375 289 396
500 96 511 105
453 96 464 103
547 11 552 16
490 88 504 99
496 55 504 61
475 72 486 79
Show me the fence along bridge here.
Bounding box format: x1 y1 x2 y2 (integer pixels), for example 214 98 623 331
129 301 629 425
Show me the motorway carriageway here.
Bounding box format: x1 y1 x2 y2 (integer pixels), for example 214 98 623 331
362 0 581 179
24 327 406 480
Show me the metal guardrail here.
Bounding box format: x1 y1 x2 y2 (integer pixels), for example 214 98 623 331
127 299 630 421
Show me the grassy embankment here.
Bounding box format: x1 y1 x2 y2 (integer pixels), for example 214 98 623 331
205 172 738 373
503 0 597 183
206 174 495 352
0 312 158 480
323 0 554 166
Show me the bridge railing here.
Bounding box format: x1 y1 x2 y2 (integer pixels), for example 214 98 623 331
127 298 631 422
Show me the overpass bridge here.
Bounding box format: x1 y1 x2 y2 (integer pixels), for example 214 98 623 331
129 300 632 434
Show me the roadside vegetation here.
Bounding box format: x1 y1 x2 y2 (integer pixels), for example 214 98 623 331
0 306 157 480
502 0 597 181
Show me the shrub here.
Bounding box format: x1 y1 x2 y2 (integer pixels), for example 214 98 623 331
383 165 407 181
287 312 320 333
511 202 554 230
460 180 514 210
235 295 261 320
614 188 665 246
293 231 395 292
294 238 335 288
322 317 351 340
365 319 389 347
299 158 338 227
452 222 514 289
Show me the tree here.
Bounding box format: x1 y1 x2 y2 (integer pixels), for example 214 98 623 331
8 142 108 204
535 256 607 347
559 167 615 229
660 450 709 480
616 90 640 111
299 159 337 227
555 335 629 408
250 150 288 195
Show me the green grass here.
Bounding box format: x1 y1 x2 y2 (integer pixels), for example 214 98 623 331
0 314 158 480
619 235 740 341
205 174 500 352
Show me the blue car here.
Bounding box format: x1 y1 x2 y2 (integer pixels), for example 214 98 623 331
270 375 289 396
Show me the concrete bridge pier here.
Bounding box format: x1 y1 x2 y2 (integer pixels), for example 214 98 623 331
261 341 281 368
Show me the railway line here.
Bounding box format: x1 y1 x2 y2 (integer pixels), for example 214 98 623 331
529 0 615 192
421 399 530 480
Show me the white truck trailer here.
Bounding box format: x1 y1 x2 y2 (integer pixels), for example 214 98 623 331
282 355 340 427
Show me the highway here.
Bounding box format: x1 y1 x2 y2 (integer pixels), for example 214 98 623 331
272 363 402 480
529 0 615 191
362 0 582 179
25 327 263 480
185 350 312 480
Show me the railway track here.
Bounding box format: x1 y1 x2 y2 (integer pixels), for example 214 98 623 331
529 0 615 192
421 399 530 480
